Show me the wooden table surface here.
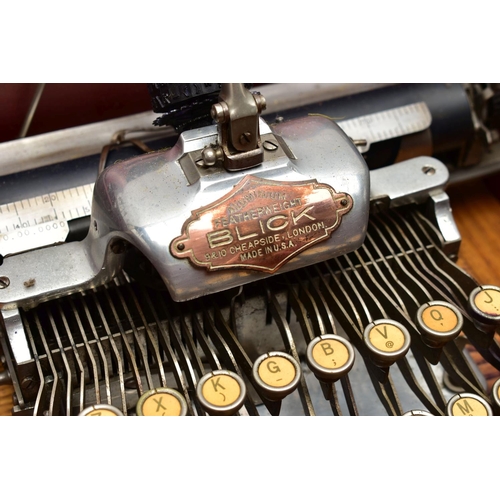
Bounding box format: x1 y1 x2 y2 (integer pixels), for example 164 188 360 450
1 176 500 416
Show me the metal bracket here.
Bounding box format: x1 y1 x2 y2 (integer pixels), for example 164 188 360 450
369 156 449 208
369 156 461 255
2 309 31 364
201 83 267 171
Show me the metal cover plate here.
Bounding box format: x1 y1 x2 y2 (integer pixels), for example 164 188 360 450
170 175 353 272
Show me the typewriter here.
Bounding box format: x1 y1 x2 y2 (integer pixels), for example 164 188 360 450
1 82 500 416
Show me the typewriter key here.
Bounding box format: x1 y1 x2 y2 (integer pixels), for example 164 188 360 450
306 335 355 382
402 410 434 416
136 388 188 416
491 378 500 409
252 352 301 401
468 285 500 331
363 319 411 368
446 393 493 416
196 370 246 416
416 301 463 348
79 404 124 416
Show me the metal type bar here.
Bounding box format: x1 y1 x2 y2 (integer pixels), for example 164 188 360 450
189 306 222 371
210 300 269 416
22 318 46 416
357 240 410 315
201 303 259 416
102 285 143 399
341 253 388 319
391 211 468 303
388 213 500 360
317 262 364 337
164 304 206 379
123 280 166 388
340 376 359 416
69 297 101 404
285 275 319 342
142 288 196 415
288 273 325 340
47 308 73 416
411 353 448 413
353 241 444 375
412 212 480 296
301 267 337 335
446 340 490 393
328 383 343 416
384 212 465 307
368 218 433 304
396 358 444 415
201 303 242 375
18 83 46 139
441 345 487 397
284 276 345 415
339 253 413 414
114 283 154 390
286 273 352 415
380 374 404 416
314 264 400 415
364 223 484 402
79 295 112 405
90 290 127 415
358 234 447 409
386 215 498 355
373 215 449 302
57 301 86 413
329 258 373 327
229 286 244 339
265 287 315 416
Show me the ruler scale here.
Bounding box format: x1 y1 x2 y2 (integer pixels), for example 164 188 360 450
338 101 432 153
0 183 94 257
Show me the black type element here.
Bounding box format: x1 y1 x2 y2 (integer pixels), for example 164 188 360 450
147 83 222 132
147 84 253 133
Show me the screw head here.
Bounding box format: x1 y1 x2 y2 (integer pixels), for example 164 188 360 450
0 276 10 289
239 132 252 145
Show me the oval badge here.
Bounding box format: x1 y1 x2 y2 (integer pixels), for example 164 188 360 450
171 175 353 273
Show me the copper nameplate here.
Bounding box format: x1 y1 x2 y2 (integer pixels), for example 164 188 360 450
170 175 353 272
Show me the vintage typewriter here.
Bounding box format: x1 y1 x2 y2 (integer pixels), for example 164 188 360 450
1 82 500 416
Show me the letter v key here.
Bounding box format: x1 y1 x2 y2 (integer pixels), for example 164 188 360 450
376 326 388 339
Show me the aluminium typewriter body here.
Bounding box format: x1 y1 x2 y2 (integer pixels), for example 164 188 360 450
1 83 500 416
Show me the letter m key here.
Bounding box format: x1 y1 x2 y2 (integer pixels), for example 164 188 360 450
456 399 474 415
